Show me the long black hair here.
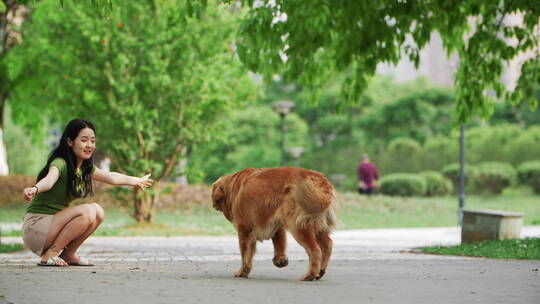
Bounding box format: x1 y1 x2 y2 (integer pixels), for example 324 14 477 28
37 118 95 198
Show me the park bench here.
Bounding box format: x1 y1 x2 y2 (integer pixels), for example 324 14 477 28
461 209 524 243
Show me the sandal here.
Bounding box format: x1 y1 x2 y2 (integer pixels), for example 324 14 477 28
67 257 94 267
37 256 68 267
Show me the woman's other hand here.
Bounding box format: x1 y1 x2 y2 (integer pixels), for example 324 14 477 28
136 174 154 191
23 186 38 201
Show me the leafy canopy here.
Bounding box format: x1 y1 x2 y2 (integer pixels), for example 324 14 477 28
7 0 257 180
231 0 540 122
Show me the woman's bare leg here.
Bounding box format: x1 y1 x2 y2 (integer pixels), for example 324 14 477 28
60 203 104 263
40 204 102 263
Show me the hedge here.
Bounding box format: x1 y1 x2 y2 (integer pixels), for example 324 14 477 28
441 163 476 193
517 161 540 194
420 171 453 196
379 173 427 197
474 162 516 195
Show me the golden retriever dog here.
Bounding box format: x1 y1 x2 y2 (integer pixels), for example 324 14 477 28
211 166 337 281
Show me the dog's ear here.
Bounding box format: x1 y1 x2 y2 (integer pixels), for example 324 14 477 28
211 179 226 211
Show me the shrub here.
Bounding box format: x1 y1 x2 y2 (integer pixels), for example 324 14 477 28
465 124 523 165
387 137 422 154
357 90 446 143
382 137 424 173
379 173 427 196
420 171 453 196
517 161 540 194
423 136 458 171
474 162 516 195
508 127 540 165
441 163 476 192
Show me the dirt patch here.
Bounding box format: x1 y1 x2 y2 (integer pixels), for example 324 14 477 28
0 174 35 206
157 183 212 210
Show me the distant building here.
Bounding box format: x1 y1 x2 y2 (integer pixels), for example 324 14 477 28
377 32 458 87
377 13 537 90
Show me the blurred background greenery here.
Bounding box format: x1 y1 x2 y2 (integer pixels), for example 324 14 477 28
1 0 539 233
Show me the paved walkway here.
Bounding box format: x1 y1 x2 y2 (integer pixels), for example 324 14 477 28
1 227 539 304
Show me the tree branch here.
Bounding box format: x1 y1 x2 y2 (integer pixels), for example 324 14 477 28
136 129 146 158
160 143 183 182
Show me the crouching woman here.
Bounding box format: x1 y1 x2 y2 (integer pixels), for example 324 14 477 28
21 118 153 266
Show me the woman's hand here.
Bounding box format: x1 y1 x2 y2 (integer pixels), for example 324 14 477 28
136 174 154 191
23 186 38 201
21 166 60 201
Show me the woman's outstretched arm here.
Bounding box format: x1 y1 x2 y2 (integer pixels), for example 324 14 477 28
92 167 154 190
22 166 61 201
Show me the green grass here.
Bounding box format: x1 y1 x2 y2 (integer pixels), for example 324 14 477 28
421 238 540 259
1 193 539 236
336 192 540 229
0 243 23 253
93 206 236 236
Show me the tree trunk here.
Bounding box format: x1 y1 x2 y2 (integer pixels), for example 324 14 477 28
0 84 7 175
174 146 189 184
133 184 160 223
131 143 184 222
0 126 8 175
0 78 8 176
0 0 29 176
0 0 10 176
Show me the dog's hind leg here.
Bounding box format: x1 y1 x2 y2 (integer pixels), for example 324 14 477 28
291 227 322 281
271 226 288 268
235 227 256 278
315 232 333 280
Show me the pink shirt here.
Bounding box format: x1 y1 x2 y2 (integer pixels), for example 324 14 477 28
358 162 379 188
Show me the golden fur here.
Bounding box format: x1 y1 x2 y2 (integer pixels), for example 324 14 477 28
212 166 337 281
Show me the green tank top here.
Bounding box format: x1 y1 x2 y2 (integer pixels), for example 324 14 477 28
26 158 93 214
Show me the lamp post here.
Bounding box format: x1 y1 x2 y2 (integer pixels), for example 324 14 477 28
287 146 305 167
272 100 295 166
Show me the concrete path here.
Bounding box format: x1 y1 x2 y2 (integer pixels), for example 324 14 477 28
1 227 539 304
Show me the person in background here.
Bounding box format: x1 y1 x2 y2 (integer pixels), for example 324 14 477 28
357 154 379 195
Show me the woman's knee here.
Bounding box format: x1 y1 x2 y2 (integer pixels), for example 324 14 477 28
79 211 94 226
78 204 97 224
91 203 105 223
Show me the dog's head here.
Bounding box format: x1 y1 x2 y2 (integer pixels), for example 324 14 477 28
211 176 227 212
211 169 255 220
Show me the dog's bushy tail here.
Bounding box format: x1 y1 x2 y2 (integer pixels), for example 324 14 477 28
294 175 338 232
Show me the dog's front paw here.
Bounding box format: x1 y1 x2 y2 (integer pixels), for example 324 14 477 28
234 268 250 278
316 269 325 280
272 256 289 268
300 272 319 281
